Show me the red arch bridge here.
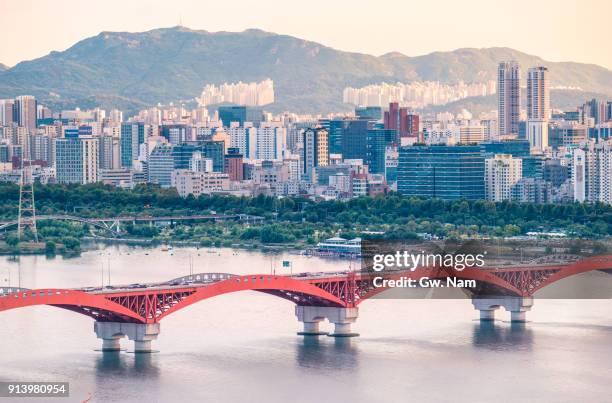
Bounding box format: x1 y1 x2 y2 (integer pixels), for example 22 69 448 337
1 255 611 352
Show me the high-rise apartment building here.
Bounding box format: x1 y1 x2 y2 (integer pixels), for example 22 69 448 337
498 62 521 135
14 95 37 131
572 140 612 204
527 66 550 120
527 66 550 151
303 127 329 179
0 99 15 126
485 154 523 201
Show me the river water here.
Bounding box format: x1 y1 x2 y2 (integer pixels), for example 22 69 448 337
0 245 610 402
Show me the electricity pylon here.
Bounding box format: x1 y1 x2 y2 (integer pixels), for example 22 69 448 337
17 162 38 242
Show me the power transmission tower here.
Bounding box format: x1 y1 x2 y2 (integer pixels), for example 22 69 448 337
17 162 38 242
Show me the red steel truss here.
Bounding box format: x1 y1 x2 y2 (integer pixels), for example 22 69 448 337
0 256 610 323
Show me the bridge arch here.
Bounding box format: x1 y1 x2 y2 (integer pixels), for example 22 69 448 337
156 275 346 321
0 289 147 322
0 275 347 323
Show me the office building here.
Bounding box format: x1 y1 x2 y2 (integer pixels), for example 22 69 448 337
398 145 485 200
148 144 174 187
54 136 98 184
218 106 263 127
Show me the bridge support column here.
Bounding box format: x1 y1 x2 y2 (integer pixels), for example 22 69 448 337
94 322 125 352
295 306 359 337
101 337 122 351
478 308 497 321
94 322 160 353
472 297 534 323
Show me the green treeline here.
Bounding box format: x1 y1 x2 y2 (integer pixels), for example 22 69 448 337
0 182 611 238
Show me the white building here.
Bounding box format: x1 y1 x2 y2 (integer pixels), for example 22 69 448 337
485 154 522 201
527 120 549 152
171 170 230 197
571 140 612 204
527 66 550 152
189 151 213 173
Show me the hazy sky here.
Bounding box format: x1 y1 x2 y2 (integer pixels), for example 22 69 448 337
1 0 611 69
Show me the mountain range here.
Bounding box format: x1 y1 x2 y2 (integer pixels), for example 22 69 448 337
0 26 610 115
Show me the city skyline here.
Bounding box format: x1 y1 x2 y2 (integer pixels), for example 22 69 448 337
2 0 612 70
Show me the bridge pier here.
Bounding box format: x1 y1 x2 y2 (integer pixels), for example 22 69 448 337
472 297 533 323
94 322 160 353
295 306 359 337
101 337 122 352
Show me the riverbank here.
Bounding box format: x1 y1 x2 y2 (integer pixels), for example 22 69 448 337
0 240 79 256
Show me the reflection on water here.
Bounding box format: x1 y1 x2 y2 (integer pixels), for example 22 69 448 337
471 321 534 350
295 336 359 370
95 351 160 377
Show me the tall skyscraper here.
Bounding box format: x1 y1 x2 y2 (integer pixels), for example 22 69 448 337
527 66 550 152
527 66 550 120
14 95 37 131
497 62 521 135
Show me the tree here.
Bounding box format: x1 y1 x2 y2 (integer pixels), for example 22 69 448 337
45 241 56 254
5 235 19 248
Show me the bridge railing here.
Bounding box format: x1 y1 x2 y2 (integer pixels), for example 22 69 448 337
0 287 32 297
165 273 237 285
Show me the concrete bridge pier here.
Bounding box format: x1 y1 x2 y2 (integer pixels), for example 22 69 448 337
95 322 160 353
101 336 122 352
295 306 359 337
472 297 534 323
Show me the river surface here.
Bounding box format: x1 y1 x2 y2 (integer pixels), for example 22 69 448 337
0 245 610 402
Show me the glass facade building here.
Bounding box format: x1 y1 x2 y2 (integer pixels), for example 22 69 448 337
148 144 174 187
398 145 485 200
366 129 388 174
172 141 225 173
120 123 145 168
218 106 263 127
